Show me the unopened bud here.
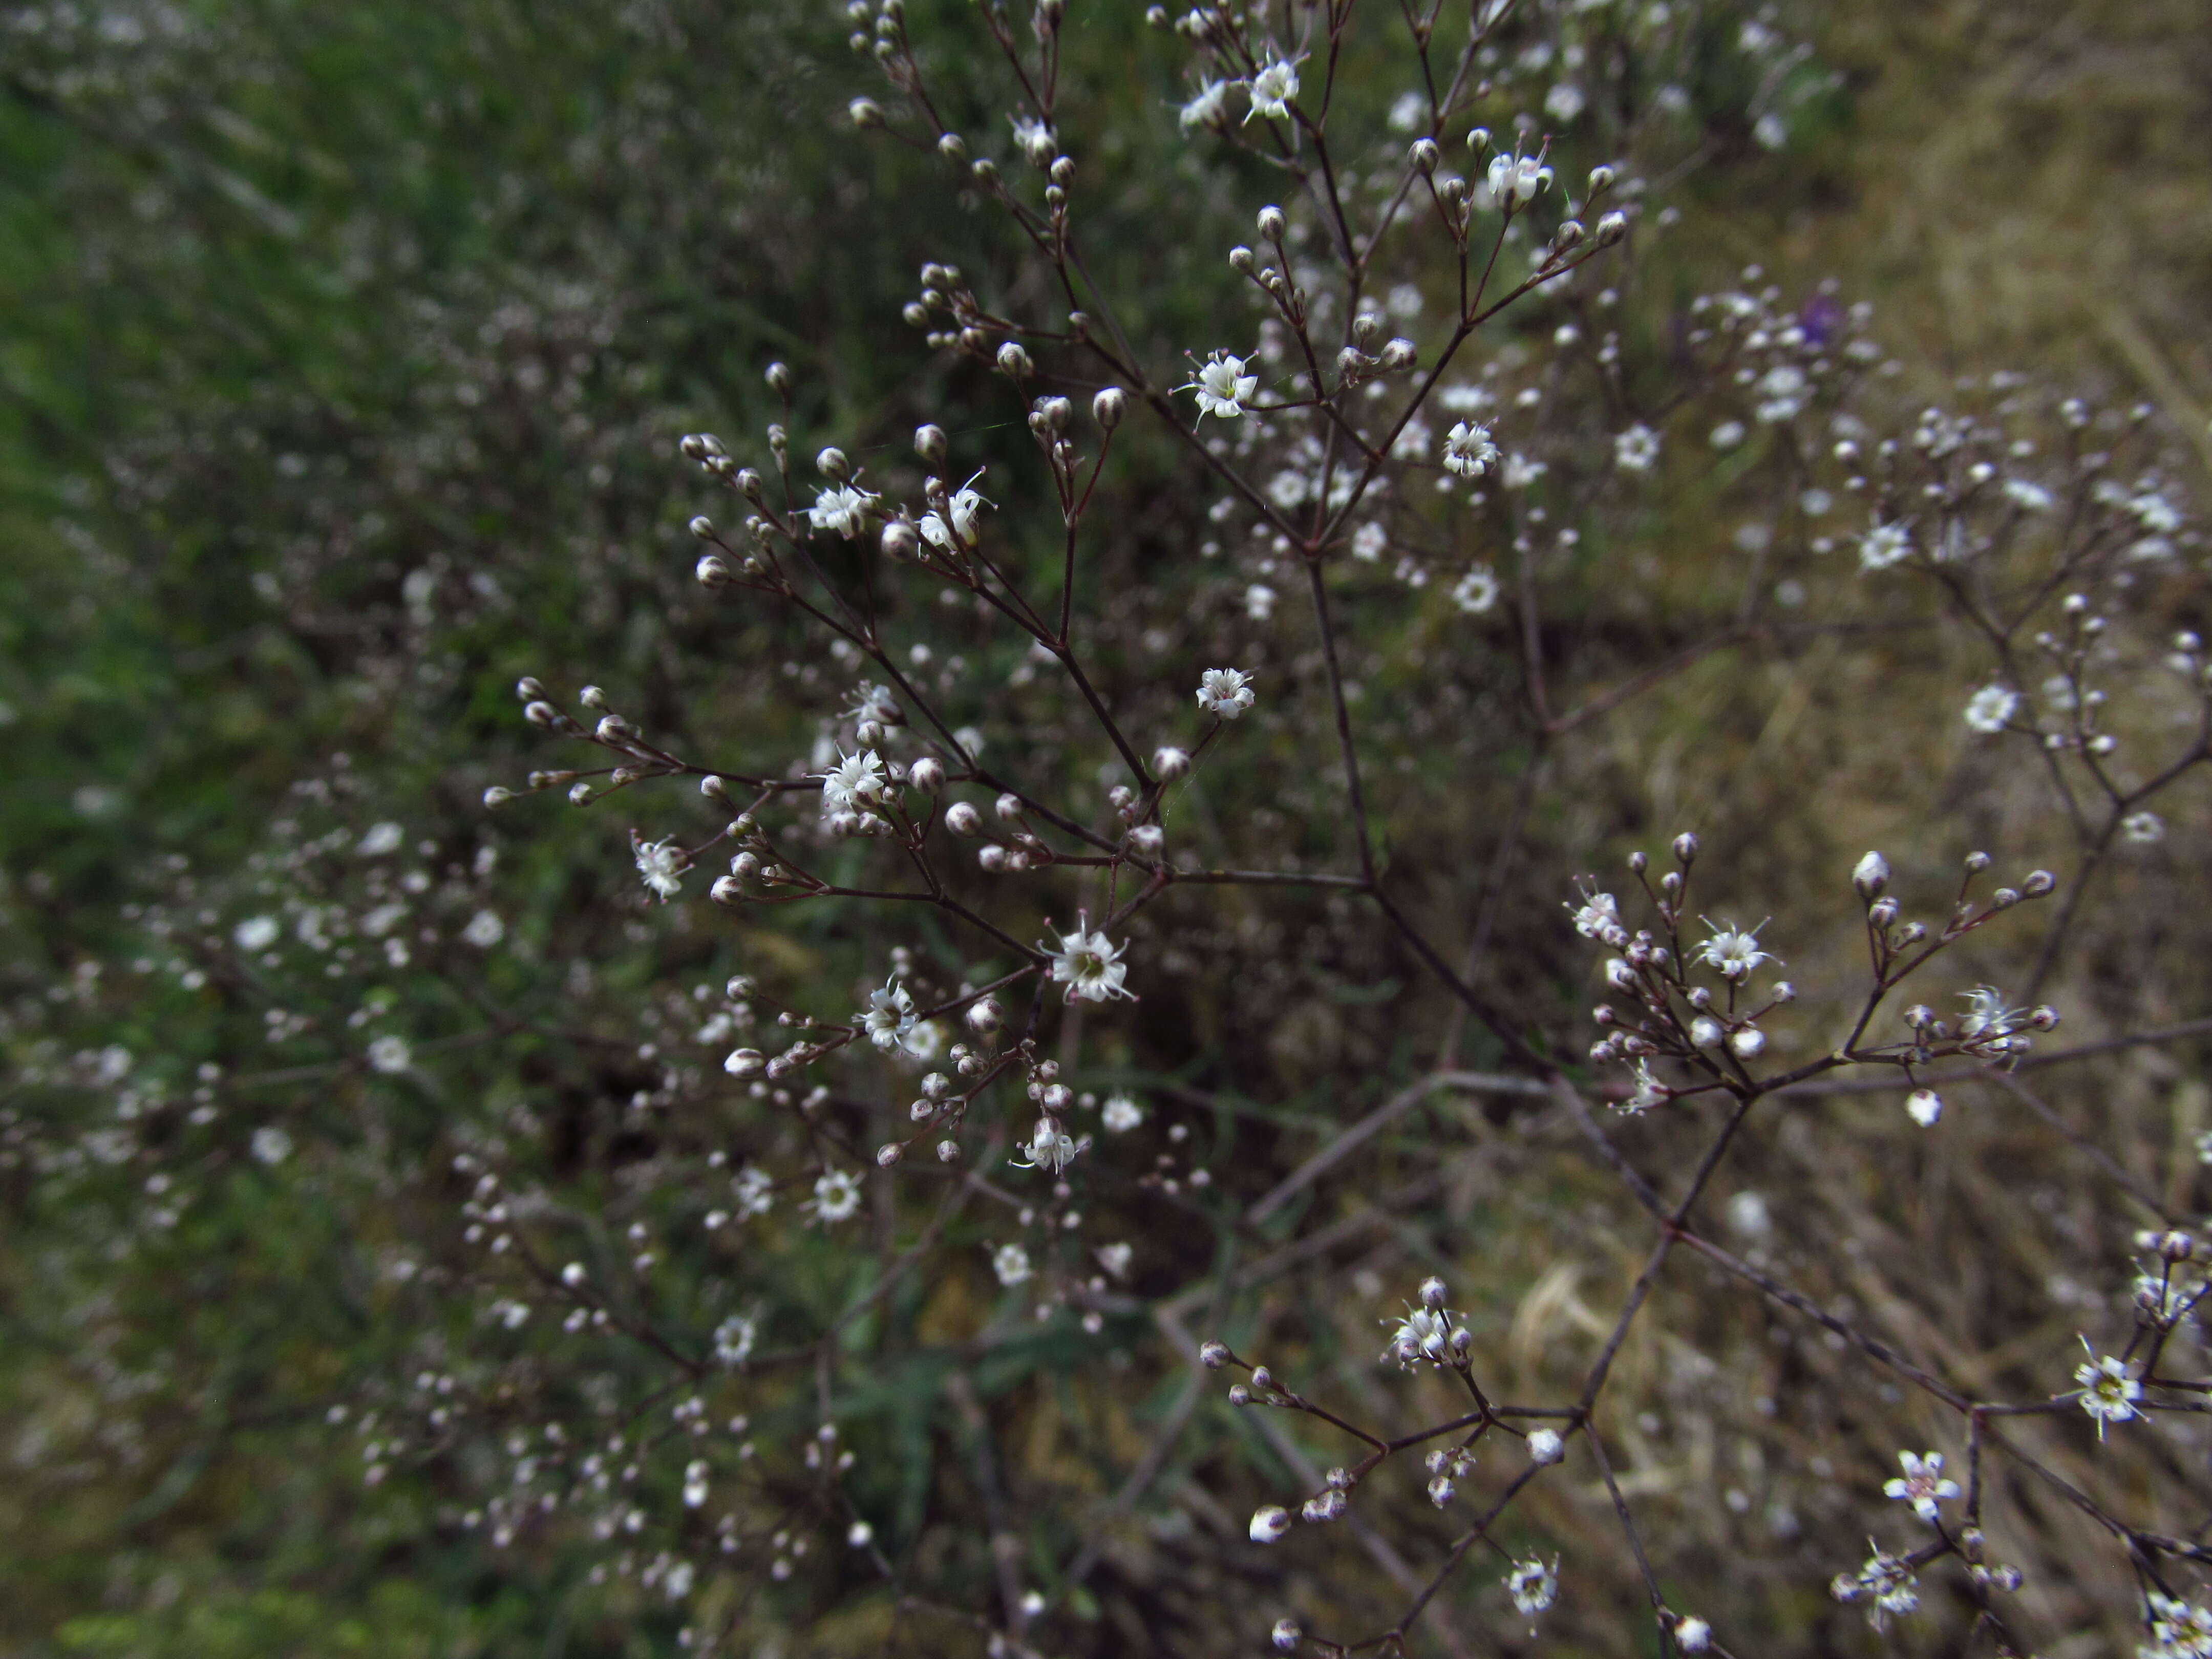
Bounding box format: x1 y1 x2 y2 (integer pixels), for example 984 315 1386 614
1256 203 1286 240
944 800 982 836
914 423 948 465
724 1048 764 1077
1200 1338 1231 1369
965 996 1002 1034
764 361 792 395
875 1142 902 1167
1154 745 1191 781
1672 831 1699 864
907 756 945 794
1409 137 1440 173
695 553 734 587
710 876 744 906
1092 386 1127 430
995 341 1033 378
848 96 884 129
1853 850 1889 899
1379 337 1417 370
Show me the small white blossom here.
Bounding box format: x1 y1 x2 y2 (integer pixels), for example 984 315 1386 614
357 821 405 856
683 1460 709 1508
1100 1093 1144 1132
2146 1593 2212 1658
731 1164 774 1219
1963 684 2019 733
807 482 877 538
1442 420 1500 477
1622 1060 1666 1115
1613 423 1662 472
1568 887 1622 940
1485 151 1553 207
991 1242 1033 1286
713 1314 757 1367
1906 1088 1943 1127
1695 918 1776 981
1753 364 1810 423
1244 54 1302 122
920 478 990 552
1544 81 1585 122
1526 1429 1565 1465
1501 452 1547 491
1381 1303 1457 1368
368 1035 412 1075
1043 917 1133 1003
1504 1555 1558 1615
1958 986 2023 1042
1832 1545 1919 1630
1184 350 1259 419
1858 521 1913 571
1451 565 1500 615
635 836 687 901
2074 1346 2141 1438
462 909 505 948
1179 78 1230 133
1709 419 1747 450
1351 522 1387 562
1197 666 1257 719
818 748 887 813
859 975 917 1052
804 1168 864 1225
233 915 281 952
1882 1450 1960 1522
1010 113 1056 166
1011 1116 1081 1175
251 1125 293 1165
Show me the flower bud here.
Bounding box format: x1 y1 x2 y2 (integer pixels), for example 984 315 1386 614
995 341 1033 378
848 96 884 129
815 446 849 481
1853 850 1889 899
914 423 948 466
1691 1016 1724 1048
875 1143 902 1167
880 519 918 561
1672 831 1699 864
724 1048 764 1077
1419 1275 1448 1308
1527 1429 1565 1465
764 361 792 395
965 997 1001 1036
1199 1338 1231 1369
937 131 966 159
944 801 982 837
978 844 1008 872
1379 337 1417 370
2023 868 2055 896
1729 1027 1766 1058
1128 823 1163 857
1867 897 1899 927
481 785 514 807
1153 745 1191 781
1228 244 1256 273
1271 1619 1302 1653
1427 1474 1456 1507
901 755 943 795
1248 1505 1292 1544
1906 1089 1943 1126
1256 203 1286 240
730 850 759 879
1409 137 1440 173
710 875 745 906
1092 386 1127 430
1595 210 1628 245
1674 1617 1712 1653
994 792 1024 823
695 552 734 587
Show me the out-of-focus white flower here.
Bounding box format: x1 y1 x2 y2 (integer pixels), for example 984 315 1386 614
1614 424 1662 471
804 1168 863 1225
368 1035 412 1075
1859 521 1913 571
1505 1555 1558 1614
991 1242 1033 1285
1963 684 2018 733
1451 566 1500 615
1180 78 1230 132
1101 1093 1144 1132
635 836 686 901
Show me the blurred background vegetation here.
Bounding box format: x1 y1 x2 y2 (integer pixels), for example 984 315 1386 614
2 0 2206 1654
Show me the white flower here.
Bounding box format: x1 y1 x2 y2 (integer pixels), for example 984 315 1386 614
731 1164 774 1219
1184 350 1259 419
818 748 887 813
1451 566 1500 615
804 1167 864 1225
991 1242 1033 1286
1622 1059 1666 1115
1387 89 1426 131
1613 423 1662 472
1882 1450 1960 1522
367 1035 412 1075
1708 419 1747 450
1963 684 2019 733
1381 1304 1456 1368
1674 1616 1712 1653
1351 522 1387 562
683 1460 709 1508
1832 1546 1919 1630
1753 364 1810 423
1526 1429 1565 1465
2123 811 2165 844
1244 583 1277 621
901 1019 945 1062
1011 1116 1081 1175
1100 1093 1144 1132
1244 54 1302 122
1568 888 1622 940
1042 916 1133 1003
462 909 505 948
1180 78 1230 132
1543 81 1585 122
2074 1346 2141 1438
635 836 686 901
1753 110 1788 150
1485 152 1553 207
807 482 877 538
858 975 917 1052
713 1313 756 1367
251 1125 292 1165
233 915 281 952
1906 1088 1943 1127
1248 1504 1292 1543
2147 1593 2212 1657
1096 1241 1134 1277
1858 521 1913 571
1501 452 1547 491
1010 113 1056 166
1442 420 1499 477
357 821 405 857
921 476 990 552
1695 918 1776 981
1196 666 1257 719
1504 1556 1558 1615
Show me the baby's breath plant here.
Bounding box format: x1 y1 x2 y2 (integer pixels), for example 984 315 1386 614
15 0 2212 1655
